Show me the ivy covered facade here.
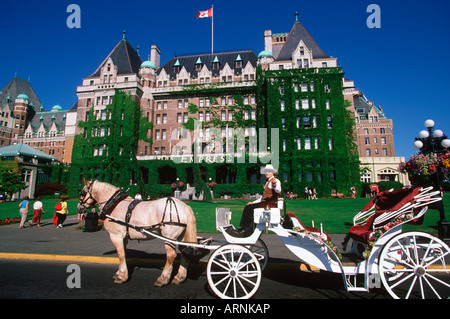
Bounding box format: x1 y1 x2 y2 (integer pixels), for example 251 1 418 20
69 18 361 198
256 66 360 197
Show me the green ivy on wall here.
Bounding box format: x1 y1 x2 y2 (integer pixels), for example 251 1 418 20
68 90 143 197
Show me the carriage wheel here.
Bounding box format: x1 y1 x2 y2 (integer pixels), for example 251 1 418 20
378 231 450 299
207 244 262 299
246 238 269 271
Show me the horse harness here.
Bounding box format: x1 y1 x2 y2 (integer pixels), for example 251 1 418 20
96 189 187 238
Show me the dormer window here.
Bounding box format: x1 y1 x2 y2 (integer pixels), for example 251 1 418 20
212 56 220 70
195 57 203 72
173 59 181 74
235 54 243 68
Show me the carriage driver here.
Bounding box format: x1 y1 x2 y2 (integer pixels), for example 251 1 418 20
228 164 282 237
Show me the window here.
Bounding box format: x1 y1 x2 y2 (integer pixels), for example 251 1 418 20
327 116 332 128
281 100 285 111
305 137 311 150
312 116 317 128
366 149 371 156
365 137 370 145
326 98 331 109
301 83 308 92
382 148 388 156
303 116 311 128
302 98 309 109
381 137 386 144
329 137 333 150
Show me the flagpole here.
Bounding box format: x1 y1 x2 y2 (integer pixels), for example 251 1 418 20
211 5 214 55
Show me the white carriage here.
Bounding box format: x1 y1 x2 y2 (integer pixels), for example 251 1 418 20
104 186 449 299
207 186 450 299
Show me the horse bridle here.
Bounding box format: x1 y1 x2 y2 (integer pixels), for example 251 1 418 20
79 180 130 218
78 181 97 209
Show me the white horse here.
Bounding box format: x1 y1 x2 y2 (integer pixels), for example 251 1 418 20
77 180 198 287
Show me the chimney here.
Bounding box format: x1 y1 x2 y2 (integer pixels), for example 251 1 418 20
264 30 273 53
151 45 161 69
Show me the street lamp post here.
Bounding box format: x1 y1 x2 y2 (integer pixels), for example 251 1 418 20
413 119 450 242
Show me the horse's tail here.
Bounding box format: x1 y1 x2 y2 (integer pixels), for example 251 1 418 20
182 204 198 246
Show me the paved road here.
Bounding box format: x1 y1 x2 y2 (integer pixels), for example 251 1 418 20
0 215 388 300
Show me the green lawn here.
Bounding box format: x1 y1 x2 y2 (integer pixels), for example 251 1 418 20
1 194 448 234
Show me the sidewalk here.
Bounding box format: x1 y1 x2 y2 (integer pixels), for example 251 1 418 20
0 215 346 266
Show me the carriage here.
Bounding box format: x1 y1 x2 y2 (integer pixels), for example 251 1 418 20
78 181 450 299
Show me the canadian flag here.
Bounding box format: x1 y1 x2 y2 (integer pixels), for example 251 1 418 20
197 8 213 19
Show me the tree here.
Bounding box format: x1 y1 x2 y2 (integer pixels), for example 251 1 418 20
0 161 26 199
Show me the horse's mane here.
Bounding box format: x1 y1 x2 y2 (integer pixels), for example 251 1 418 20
92 180 120 196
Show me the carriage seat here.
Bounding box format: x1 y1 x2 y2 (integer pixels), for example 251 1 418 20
347 187 425 244
287 212 331 241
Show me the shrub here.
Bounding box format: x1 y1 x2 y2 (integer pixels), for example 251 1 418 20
34 182 68 198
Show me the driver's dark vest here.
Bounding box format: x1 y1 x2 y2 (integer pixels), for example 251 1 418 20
262 178 280 202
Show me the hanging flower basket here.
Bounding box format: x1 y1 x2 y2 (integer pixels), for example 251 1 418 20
399 151 449 186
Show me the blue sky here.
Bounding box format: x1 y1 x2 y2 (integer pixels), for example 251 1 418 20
1 0 449 158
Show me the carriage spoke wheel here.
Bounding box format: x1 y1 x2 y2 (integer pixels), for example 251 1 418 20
207 244 262 299
245 238 269 271
378 231 450 299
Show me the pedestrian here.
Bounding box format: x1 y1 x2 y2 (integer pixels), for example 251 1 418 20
351 186 356 198
312 188 318 200
18 196 30 229
304 186 309 199
55 197 69 228
30 197 45 227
